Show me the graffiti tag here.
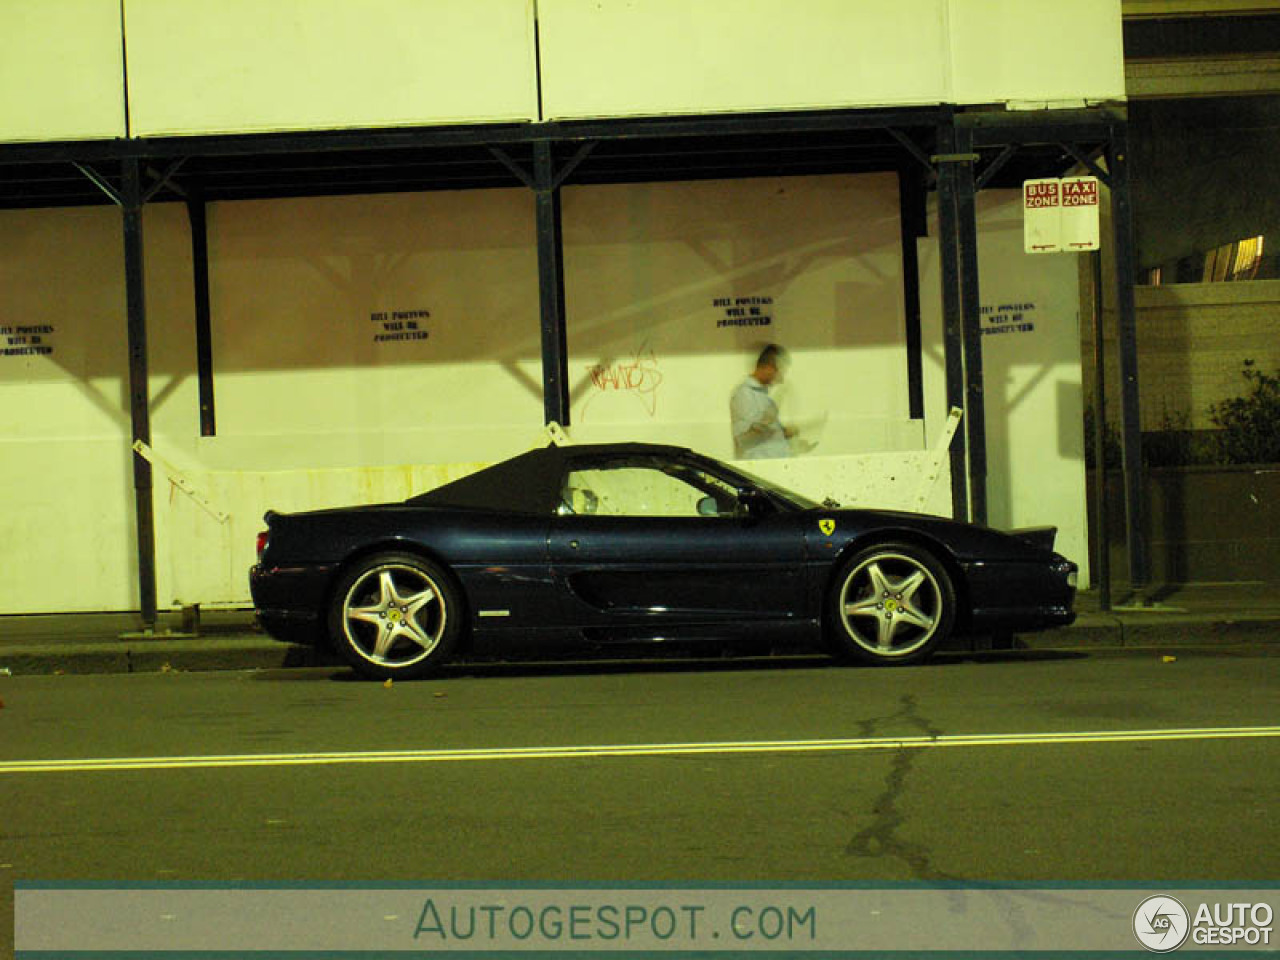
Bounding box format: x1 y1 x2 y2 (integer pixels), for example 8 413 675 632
585 344 664 417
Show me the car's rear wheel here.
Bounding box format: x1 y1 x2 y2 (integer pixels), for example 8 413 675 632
328 552 461 680
826 542 955 665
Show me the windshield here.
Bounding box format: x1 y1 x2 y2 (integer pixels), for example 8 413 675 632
694 456 823 511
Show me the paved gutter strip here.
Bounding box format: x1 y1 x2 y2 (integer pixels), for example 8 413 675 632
0 628 1277 677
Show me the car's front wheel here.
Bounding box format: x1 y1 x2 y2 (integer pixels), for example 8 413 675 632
826 542 955 665
328 552 461 680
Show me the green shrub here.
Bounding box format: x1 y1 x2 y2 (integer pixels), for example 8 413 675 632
1209 360 1280 465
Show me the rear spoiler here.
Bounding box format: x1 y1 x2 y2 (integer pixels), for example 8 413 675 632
1010 526 1058 552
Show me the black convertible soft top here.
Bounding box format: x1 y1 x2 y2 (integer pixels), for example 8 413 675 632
406 442 698 514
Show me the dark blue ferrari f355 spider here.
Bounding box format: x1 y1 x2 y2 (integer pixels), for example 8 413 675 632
250 441 1077 679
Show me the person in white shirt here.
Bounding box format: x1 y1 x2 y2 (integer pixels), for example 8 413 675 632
730 344 797 459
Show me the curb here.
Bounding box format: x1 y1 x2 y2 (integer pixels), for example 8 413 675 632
0 617 1276 676
1030 615 1280 648
0 635 336 677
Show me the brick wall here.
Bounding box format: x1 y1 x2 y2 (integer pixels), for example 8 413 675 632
1085 277 1280 432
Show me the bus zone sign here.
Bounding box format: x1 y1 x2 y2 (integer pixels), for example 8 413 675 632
1023 176 1100 253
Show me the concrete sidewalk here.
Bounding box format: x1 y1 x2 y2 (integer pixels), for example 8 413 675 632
0 583 1277 676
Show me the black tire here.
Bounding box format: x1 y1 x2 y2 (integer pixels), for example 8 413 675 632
327 552 461 680
825 542 955 665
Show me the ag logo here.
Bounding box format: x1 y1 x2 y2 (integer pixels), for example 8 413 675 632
818 518 836 536
1133 895 1190 952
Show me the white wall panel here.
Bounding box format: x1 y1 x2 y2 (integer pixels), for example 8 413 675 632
123 0 538 136
0 0 1126 145
560 174 918 460
0 0 1126 143
0 0 126 142
0 207 135 612
920 192 1091 584
189 190 545 473
949 0 1126 106
538 0 949 119
539 0 1124 120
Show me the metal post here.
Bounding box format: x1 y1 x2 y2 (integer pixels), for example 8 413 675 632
186 191 217 437
954 124 988 526
1107 122 1150 591
532 141 570 427
1090 249 1111 610
122 158 157 628
897 165 926 421
935 122 969 522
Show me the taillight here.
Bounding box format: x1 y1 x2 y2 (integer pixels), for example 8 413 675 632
255 529 270 562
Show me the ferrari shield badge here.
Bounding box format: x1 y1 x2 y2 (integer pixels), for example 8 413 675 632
818 518 836 536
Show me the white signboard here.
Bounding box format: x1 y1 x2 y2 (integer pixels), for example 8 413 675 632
1060 176 1101 251
1023 178 1061 253
1023 176 1101 254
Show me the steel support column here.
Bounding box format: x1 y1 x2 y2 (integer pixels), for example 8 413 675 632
954 124 988 526
186 190 217 437
1089 250 1111 609
897 165 926 421
934 122 970 522
1106 123 1150 590
533 141 570 427
122 158 158 627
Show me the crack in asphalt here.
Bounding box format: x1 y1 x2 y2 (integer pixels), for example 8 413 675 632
839 697 1108 946
845 694 958 881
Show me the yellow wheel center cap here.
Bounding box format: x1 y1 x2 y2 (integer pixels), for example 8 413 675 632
388 610 402 622
885 599 898 613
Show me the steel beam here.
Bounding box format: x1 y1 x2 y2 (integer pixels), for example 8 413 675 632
934 121 970 522
1106 123 1151 591
533 141 571 427
121 158 158 627
186 191 217 437
1089 249 1111 609
897 165 926 421
954 124 988 526
974 143 1019 191
960 108 1119 148
0 107 948 168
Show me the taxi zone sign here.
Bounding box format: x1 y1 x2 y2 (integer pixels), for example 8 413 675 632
1023 176 1100 254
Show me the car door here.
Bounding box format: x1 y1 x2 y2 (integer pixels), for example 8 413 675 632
548 455 808 626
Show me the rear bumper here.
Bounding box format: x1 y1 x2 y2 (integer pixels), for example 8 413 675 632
249 562 336 646
255 609 325 646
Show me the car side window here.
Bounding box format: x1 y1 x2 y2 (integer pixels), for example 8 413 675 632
559 462 740 518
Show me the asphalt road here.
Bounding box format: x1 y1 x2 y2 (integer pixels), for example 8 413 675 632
3 645 1278 952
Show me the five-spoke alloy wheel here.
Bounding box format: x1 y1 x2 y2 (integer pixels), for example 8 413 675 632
827 542 955 665
328 552 461 680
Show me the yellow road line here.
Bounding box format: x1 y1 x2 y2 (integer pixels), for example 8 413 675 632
1 726 1278 774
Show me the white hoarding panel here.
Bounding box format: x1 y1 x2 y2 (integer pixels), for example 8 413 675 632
123 0 537 136
1060 176 1101 251
538 0 948 120
1023 178 1062 254
922 191 1090 586
0 206 136 612
0 0 126 142
561 174 913 461
949 0 1126 106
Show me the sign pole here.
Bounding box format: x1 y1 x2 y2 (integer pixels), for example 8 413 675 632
1090 248 1111 611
